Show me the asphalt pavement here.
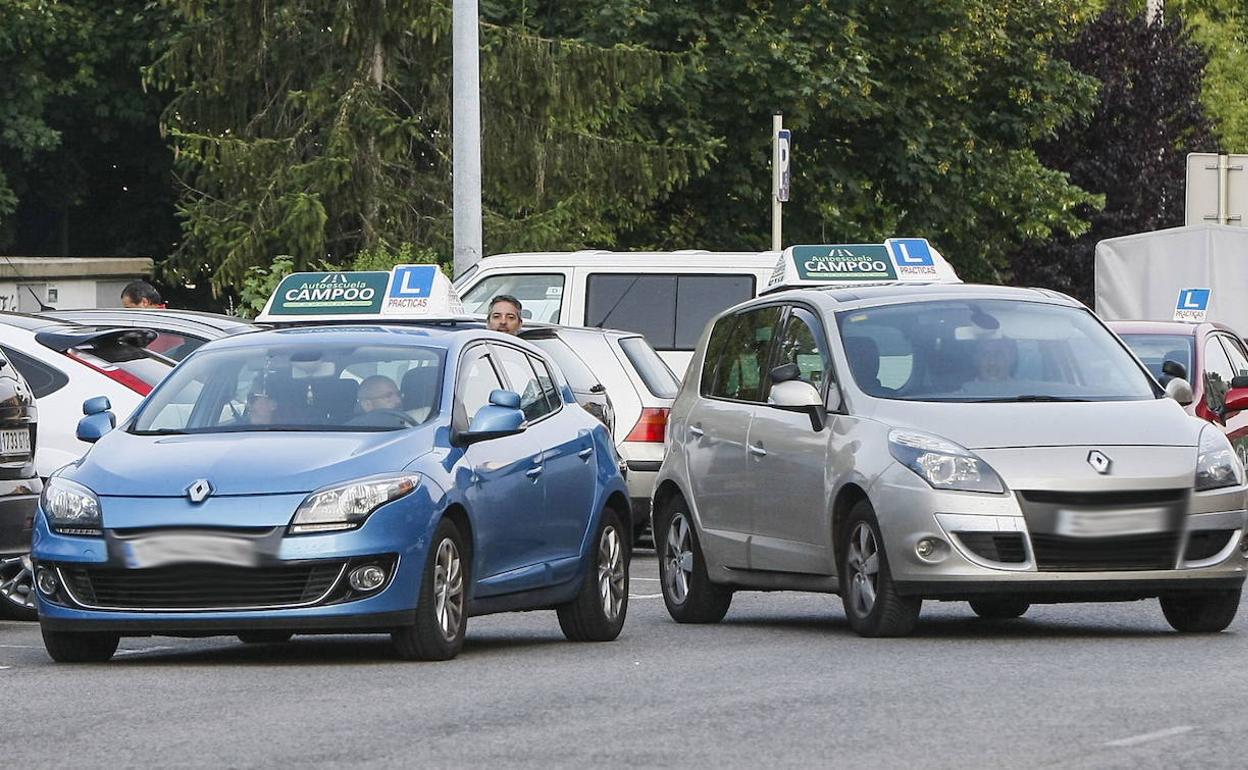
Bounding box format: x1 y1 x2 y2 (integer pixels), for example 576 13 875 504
2 552 1245 768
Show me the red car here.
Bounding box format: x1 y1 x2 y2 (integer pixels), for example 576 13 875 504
1108 320 1248 465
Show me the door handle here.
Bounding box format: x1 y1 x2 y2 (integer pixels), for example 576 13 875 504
525 466 543 479
689 424 705 437
577 446 594 460
748 443 767 457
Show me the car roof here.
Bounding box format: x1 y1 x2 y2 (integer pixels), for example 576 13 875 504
0 311 82 333
197 322 532 353
470 250 779 269
44 308 256 335
1105 320 1235 336
752 282 1083 313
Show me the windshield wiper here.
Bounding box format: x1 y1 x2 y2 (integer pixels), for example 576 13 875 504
129 428 189 435
973 395 1091 403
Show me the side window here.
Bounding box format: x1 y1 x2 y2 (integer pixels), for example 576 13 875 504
709 306 781 402
586 274 677 349
1218 335 1248 382
458 347 504 423
493 345 555 421
1 346 68 398
460 273 566 323
529 355 563 413
1204 336 1235 413
774 308 830 390
674 275 756 349
700 315 738 396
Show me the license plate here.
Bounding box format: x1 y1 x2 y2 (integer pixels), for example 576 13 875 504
123 533 259 568
1055 507 1169 538
0 428 30 456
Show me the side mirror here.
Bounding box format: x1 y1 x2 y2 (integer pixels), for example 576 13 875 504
456 389 526 446
768 379 825 431
1161 360 1187 382
77 412 116 443
1225 387 1248 414
1232 375 1248 390
1165 377 1194 407
83 396 112 415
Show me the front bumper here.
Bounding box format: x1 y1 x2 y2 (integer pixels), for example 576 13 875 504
0 476 41 556
31 499 433 635
871 463 1248 599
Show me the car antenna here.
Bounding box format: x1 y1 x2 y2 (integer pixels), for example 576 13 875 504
0 255 55 311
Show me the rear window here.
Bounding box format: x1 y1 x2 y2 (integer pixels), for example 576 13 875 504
525 336 600 392
586 273 755 350
618 336 680 398
0 345 68 398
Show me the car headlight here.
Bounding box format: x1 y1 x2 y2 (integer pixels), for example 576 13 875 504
289 474 421 534
42 477 103 535
888 429 1006 494
1195 428 1243 491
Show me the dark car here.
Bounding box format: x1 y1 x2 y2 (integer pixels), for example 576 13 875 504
0 345 42 620
44 308 256 361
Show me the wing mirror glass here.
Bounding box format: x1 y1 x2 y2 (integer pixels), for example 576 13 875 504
1164 377 1194 407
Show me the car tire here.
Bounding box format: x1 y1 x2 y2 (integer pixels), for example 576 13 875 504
1159 589 1241 633
392 518 468 661
656 495 732 624
557 507 629 642
237 631 294 644
839 501 921 637
41 627 119 663
0 553 37 621
968 598 1030 620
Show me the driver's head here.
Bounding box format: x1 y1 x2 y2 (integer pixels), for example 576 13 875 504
358 375 402 412
487 295 523 335
974 337 1017 382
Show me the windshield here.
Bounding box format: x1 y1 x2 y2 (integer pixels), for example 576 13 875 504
130 343 445 433
1117 334 1195 383
836 299 1157 402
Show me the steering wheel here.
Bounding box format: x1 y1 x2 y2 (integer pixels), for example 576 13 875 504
346 409 419 427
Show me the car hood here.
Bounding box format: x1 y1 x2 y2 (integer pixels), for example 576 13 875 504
876 398 1204 449
68 428 440 497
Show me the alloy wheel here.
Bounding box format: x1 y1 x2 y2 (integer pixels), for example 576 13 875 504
664 512 694 604
846 522 881 617
0 554 35 613
433 538 464 642
597 525 626 620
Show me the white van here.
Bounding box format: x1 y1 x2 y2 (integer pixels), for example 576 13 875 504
454 251 779 374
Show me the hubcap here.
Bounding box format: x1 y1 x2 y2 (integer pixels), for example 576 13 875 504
598 525 626 620
664 512 694 604
432 538 464 642
0 554 34 611
846 522 881 617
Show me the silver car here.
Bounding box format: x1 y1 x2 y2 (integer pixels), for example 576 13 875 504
653 283 1247 636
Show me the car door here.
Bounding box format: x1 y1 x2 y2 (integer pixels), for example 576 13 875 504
492 343 596 572
1210 333 1248 466
746 306 836 574
683 305 781 568
454 344 548 595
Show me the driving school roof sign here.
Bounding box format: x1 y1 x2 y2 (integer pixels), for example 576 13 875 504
258 264 465 322
766 237 960 291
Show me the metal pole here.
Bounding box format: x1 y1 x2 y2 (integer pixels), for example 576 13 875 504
771 113 782 251
1219 154 1229 225
452 0 483 278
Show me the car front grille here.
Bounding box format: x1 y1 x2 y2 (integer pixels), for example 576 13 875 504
1028 532 1180 572
1183 530 1237 562
954 532 1027 564
60 561 345 611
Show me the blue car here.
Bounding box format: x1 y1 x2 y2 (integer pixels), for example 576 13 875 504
32 324 631 661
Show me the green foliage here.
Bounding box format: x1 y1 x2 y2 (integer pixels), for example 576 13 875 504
237 256 298 318
521 0 1104 282
150 0 707 293
349 243 445 272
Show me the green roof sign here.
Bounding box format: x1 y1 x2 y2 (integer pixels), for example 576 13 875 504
790 244 896 281
267 272 390 315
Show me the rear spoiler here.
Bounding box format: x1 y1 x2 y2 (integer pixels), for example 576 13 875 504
34 327 158 353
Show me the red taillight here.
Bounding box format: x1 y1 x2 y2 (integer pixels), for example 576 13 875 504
66 350 153 395
626 407 669 443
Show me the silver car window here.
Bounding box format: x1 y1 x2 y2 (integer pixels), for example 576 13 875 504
773 308 829 390
707 305 782 402
1204 336 1235 413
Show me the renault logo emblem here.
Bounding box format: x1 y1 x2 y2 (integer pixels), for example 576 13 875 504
187 479 213 503
1087 450 1112 475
